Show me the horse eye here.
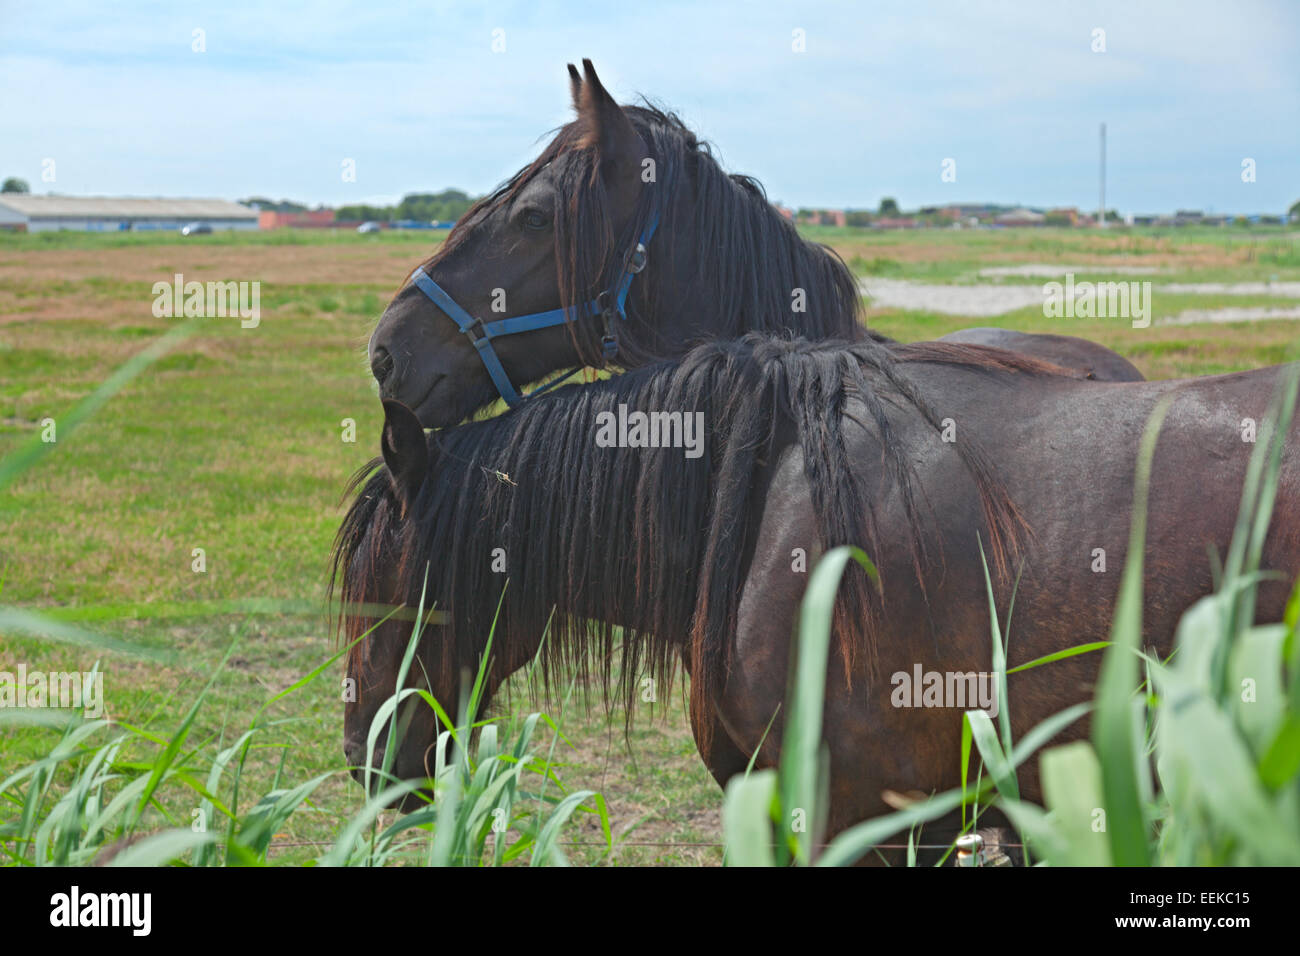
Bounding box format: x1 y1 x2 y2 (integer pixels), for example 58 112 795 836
521 209 550 231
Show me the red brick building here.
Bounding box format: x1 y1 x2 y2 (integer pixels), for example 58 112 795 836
258 209 336 229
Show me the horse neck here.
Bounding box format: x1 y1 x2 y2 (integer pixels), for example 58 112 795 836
637 172 864 348
447 411 709 689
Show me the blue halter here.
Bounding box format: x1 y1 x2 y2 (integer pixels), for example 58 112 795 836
409 211 660 408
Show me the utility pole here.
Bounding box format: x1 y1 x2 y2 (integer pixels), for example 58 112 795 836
1099 122 1107 229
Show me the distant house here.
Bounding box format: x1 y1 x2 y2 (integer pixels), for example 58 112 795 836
995 208 1046 226
795 208 846 227
942 204 999 224
258 208 336 229
774 204 796 221
1046 207 1080 226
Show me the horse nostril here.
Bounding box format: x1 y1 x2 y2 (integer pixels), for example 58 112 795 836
344 737 377 776
371 346 395 386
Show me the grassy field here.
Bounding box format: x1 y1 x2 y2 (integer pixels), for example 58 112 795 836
2 225 1298 865
810 224 1300 378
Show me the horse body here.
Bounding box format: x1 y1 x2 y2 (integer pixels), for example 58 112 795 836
938 327 1143 381
719 362 1297 835
336 337 1298 842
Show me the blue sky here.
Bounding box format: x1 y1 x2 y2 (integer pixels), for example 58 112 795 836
2 0 1297 214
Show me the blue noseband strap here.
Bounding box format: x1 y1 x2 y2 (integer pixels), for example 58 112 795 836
410 210 659 408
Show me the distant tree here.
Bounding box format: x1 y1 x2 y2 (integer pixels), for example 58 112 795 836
397 189 475 222
845 210 873 227
1289 199 1300 223
2 177 30 194
1104 209 1122 223
239 197 307 213
336 204 394 222
878 197 899 217
912 208 949 227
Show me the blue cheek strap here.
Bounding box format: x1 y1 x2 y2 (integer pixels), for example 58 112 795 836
409 210 659 408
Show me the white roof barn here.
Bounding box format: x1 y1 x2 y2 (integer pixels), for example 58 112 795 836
994 207 1047 226
0 195 259 232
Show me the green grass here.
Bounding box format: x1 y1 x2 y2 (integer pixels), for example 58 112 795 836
0 614 613 867
809 224 1300 284
2 226 1298 866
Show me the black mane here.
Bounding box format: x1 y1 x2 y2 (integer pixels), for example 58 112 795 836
420 103 875 369
334 335 1045 738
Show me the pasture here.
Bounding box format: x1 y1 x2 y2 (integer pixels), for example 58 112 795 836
2 225 1299 865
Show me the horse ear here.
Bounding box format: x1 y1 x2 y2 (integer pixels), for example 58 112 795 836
381 399 429 507
567 62 582 111
575 58 644 168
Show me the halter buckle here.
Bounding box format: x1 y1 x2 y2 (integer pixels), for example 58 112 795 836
596 291 619 362
596 291 614 320
627 242 648 275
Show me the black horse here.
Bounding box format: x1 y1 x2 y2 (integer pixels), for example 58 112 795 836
335 334 1297 847
367 61 1141 430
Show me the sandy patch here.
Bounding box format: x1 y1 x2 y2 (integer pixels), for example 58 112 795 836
978 264 1164 277
1157 306 1300 326
1161 281 1300 296
860 278 1046 316
860 278 1300 324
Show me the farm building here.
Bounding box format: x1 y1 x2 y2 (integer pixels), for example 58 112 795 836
0 195 259 233
994 207 1047 226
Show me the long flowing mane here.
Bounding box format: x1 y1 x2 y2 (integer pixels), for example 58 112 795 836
416 104 874 368
334 336 1057 740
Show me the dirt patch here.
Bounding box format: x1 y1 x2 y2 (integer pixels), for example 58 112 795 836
0 244 426 287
